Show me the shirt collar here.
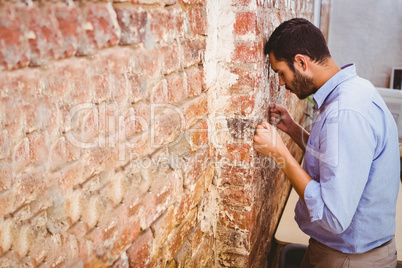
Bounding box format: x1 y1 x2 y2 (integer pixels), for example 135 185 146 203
313 63 357 109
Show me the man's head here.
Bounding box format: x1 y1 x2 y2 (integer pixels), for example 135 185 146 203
265 18 331 71
264 18 331 99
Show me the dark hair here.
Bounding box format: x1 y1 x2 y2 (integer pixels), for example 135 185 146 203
264 18 330 71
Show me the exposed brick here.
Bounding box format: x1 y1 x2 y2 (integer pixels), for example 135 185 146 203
188 6 207 36
0 130 10 160
219 206 256 231
77 3 120 55
167 72 188 104
50 137 67 171
134 48 161 78
28 132 49 166
25 3 63 66
152 105 183 147
115 6 147 45
151 79 168 104
181 93 208 128
0 3 29 71
0 164 12 191
0 219 13 255
151 207 176 247
167 208 197 259
186 67 205 97
127 229 154 268
232 41 263 63
234 12 258 35
12 138 30 174
220 166 257 186
160 44 180 75
149 6 184 42
230 66 262 92
226 94 256 116
188 234 214 267
183 147 208 188
219 184 254 208
174 240 192 267
53 2 81 58
186 118 208 152
181 38 206 68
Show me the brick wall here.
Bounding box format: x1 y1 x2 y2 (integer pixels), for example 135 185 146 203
0 0 312 267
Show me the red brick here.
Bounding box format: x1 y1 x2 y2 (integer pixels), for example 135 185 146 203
160 44 180 75
0 3 29 71
167 208 197 258
115 6 147 45
134 48 161 78
0 130 9 160
176 191 192 223
174 240 192 267
149 7 184 42
0 164 12 191
25 4 63 66
220 166 257 186
224 143 253 163
77 3 120 55
181 38 206 68
183 147 208 188
167 72 188 104
81 108 99 143
151 207 176 247
53 2 81 58
90 58 112 103
186 119 208 152
234 12 258 35
127 229 154 268
152 105 183 147
0 219 13 255
230 66 261 92
188 234 214 267
151 79 168 104
28 132 49 166
144 178 176 228
226 94 255 116
188 6 207 36
219 186 253 207
13 137 30 174
203 164 215 190
219 206 256 231
45 58 91 104
232 41 262 63
180 93 208 128
50 137 67 171
186 67 205 97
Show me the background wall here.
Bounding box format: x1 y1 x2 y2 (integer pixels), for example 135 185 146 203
328 0 402 88
0 0 311 267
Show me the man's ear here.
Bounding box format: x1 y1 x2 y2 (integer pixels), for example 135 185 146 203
294 54 309 72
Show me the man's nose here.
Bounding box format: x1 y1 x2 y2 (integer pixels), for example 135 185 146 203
278 76 285 86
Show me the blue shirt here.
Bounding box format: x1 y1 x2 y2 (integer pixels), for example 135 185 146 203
295 64 400 254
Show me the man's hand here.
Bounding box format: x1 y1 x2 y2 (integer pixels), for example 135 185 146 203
253 121 286 159
269 104 295 134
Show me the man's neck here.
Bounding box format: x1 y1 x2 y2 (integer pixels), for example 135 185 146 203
312 58 341 89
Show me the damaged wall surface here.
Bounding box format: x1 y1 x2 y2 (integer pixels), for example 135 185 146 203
0 0 312 267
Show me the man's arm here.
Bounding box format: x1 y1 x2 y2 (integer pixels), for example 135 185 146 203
269 105 310 151
253 122 311 201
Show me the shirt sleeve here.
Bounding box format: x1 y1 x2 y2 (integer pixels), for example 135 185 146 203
303 109 377 234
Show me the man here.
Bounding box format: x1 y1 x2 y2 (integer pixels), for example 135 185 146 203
253 18 400 267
